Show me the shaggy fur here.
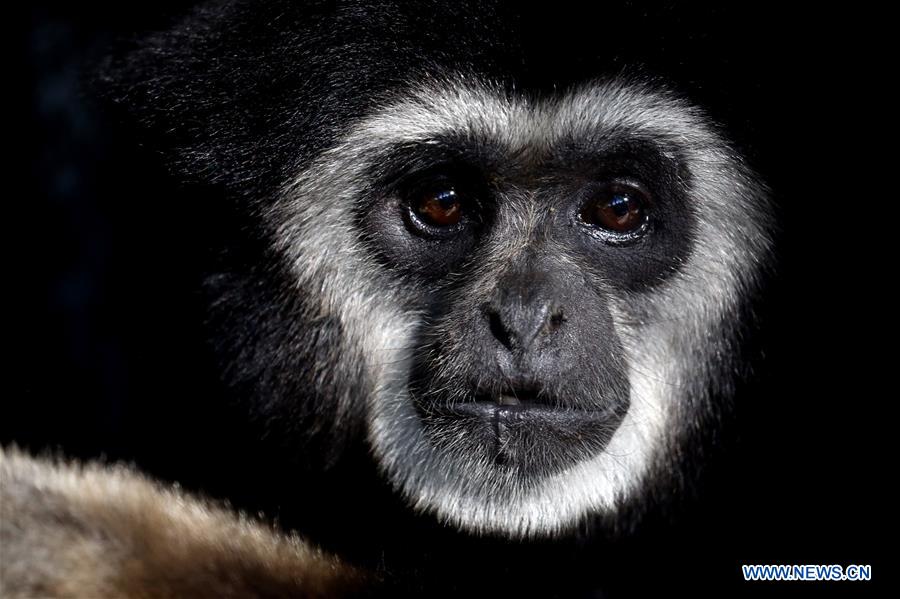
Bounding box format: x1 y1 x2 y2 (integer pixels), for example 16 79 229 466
0 449 372 598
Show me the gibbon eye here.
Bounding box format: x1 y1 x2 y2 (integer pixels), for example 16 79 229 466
415 188 462 227
580 183 648 234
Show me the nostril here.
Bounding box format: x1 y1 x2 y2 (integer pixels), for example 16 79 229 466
487 308 513 349
548 308 566 331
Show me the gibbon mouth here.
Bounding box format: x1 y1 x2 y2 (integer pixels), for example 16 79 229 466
418 385 620 475
471 385 549 411
410 377 627 475
427 383 602 420
449 390 591 421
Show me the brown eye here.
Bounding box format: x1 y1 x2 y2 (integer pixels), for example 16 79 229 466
415 189 462 227
581 184 648 234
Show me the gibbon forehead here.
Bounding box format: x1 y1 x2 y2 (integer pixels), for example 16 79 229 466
271 78 770 536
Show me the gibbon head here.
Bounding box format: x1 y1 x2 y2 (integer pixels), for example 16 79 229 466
105 0 772 539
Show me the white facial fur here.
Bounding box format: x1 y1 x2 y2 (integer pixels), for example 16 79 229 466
271 76 770 537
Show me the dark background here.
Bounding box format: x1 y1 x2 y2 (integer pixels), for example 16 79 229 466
7 2 890 596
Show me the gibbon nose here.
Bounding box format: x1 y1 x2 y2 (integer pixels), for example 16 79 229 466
484 276 565 351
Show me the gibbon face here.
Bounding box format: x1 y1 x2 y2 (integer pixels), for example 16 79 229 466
268 80 770 536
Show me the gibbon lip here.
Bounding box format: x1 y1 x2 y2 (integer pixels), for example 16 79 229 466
468 385 554 413
498 393 521 407
449 399 559 420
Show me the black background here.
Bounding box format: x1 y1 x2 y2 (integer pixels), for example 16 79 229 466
7 2 890 596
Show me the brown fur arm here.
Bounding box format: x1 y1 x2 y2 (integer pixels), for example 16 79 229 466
0 448 373 598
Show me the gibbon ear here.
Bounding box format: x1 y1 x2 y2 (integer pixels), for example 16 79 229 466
0 448 375 598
